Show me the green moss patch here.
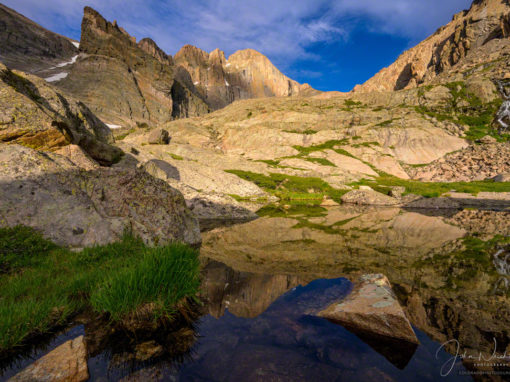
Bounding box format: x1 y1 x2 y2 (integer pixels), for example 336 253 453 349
350 173 510 198
416 81 508 142
225 170 348 202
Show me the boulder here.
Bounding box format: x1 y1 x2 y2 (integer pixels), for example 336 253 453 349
9 336 89 382
142 159 179 181
147 128 170 145
0 144 201 248
493 173 510 182
318 274 419 344
0 62 122 165
389 186 406 198
341 189 400 206
479 135 497 144
404 197 461 209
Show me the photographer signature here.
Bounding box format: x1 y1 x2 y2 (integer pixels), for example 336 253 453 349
436 338 510 377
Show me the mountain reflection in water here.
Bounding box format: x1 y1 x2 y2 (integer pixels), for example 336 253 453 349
1 206 509 381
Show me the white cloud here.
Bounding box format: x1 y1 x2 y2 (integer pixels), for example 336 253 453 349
3 0 473 69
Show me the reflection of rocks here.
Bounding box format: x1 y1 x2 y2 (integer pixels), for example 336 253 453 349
201 260 301 318
318 274 419 344
201 206 510 377
9 336 88 382
404 196 460 209
201 207 466 276
134 341 164 362
445 209 510 237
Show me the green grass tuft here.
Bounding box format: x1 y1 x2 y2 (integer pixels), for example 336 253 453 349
0 226 57 274
0 227 200 351
91 244 200 321
303 157 336 167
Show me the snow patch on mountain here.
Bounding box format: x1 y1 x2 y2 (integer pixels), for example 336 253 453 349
45 72 68 82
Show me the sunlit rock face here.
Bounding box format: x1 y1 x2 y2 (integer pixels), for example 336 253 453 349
354 0 510 92
0 62 121 165
174 45 317 110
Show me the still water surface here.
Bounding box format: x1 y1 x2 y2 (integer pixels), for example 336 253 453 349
2 206 509 381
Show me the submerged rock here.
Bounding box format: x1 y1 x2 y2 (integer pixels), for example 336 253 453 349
9 336 89 382
318 274 419 344
404 197 461 209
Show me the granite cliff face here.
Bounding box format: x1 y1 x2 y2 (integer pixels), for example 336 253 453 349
354 0 510 92
0 3 78 74
174 45 316 110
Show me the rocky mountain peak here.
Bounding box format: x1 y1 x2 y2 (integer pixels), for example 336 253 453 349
174 45 210 67
138 37 173 65
209 48 227 65
80 6 139 57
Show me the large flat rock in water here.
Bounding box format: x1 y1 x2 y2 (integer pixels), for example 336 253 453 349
9 336 89 382
318 274 418 344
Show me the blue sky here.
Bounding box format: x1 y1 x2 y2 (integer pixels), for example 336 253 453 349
4 0 473 91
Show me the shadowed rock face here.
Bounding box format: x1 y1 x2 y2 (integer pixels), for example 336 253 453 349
0 3 78 73
0 144 201 248
138 38 174 66
354 0 510 92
